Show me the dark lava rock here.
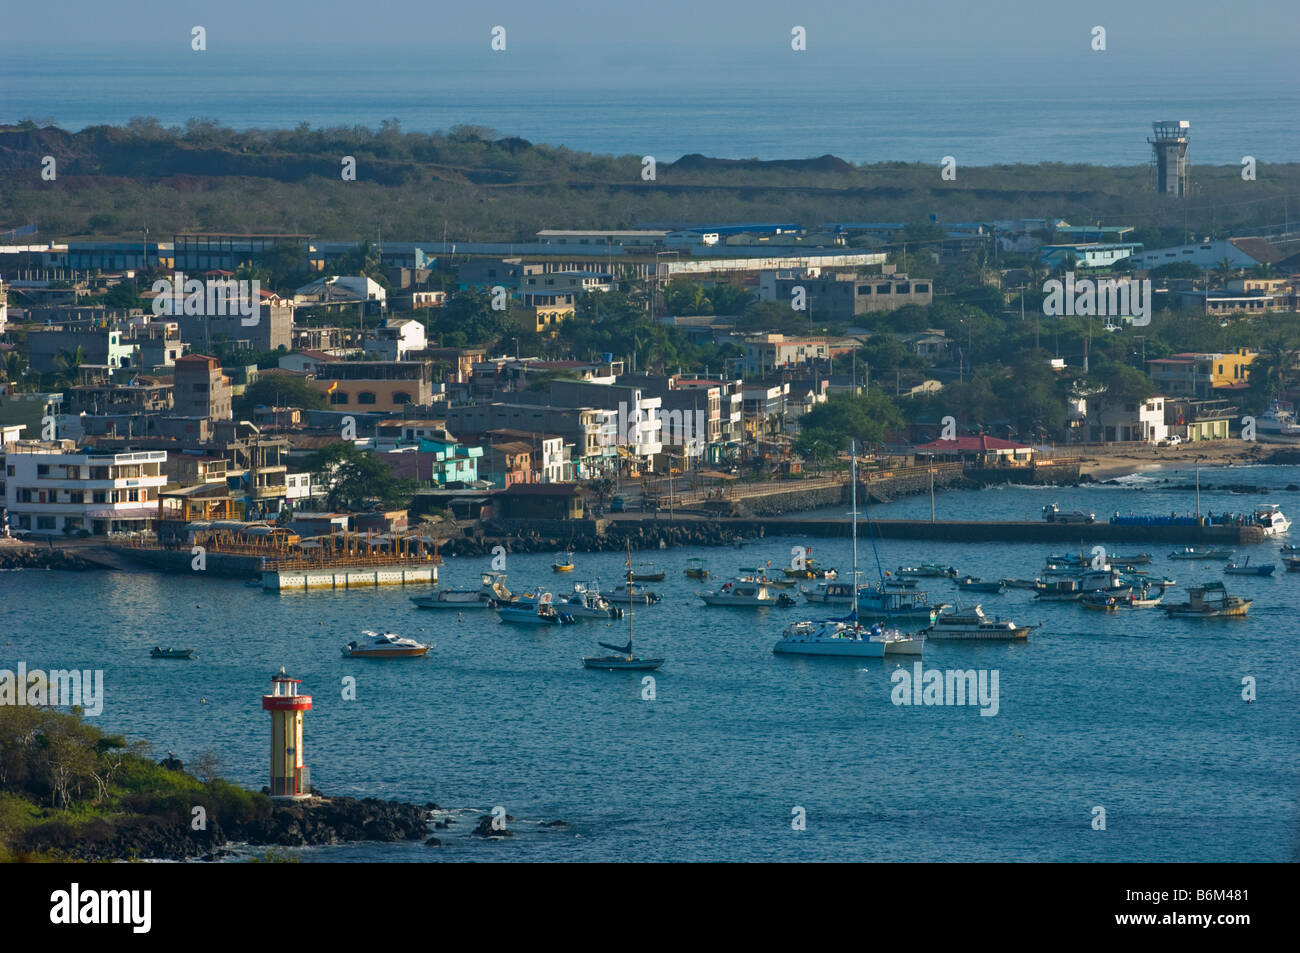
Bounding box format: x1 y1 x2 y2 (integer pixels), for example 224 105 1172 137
424 836 442 847
540 820 569 828
472 814 515 837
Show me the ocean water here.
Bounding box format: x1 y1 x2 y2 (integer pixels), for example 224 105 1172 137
3 468 1298 861
2 45 1298 165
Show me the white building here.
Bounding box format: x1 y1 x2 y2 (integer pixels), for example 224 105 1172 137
1086 396 1168 444
4 446 167 535
361 318 427 361
1127 237 1279 272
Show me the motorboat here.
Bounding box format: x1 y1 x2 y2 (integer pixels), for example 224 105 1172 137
801 580 858 605
856 585 942 625
559 583 624 620
1033 569 1130 602
600 583 663 605
684 558 709 580
496 592 578 625
1253 401 1300 438
342 630 431 658
1121 588 1164 608
411 588 495 609
700 581 798 607
955 576 1005 594
1285 555 1300 572
1254 504 1290 536
1108 553 1152 565
1163 582 1252 618
1000 578 1044 590
151 647 195 660
926 605 1034 639
772 619 885 657
1168 547 1235 560
896 563 957 578
1224 557 1275 577
552 551 575 573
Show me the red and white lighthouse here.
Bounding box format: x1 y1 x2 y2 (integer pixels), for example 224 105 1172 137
261 668 313 801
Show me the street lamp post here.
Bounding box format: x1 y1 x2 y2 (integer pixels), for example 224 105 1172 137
927 452 935 522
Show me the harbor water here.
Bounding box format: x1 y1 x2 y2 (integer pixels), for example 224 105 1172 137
5 466 1298 861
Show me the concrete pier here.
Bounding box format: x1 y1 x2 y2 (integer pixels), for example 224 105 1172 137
264 566 437 591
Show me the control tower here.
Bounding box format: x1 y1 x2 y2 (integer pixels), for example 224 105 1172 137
1148 120 1190 197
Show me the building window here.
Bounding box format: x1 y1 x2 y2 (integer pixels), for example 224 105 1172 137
357 392 377 405
329 392 349 405
37 516 56 530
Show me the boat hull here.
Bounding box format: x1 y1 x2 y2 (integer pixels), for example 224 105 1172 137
773 638 886 657
926 626 1031 640
343 646 430 657
582 657 664 670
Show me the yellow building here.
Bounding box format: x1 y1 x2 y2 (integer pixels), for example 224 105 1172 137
1148 349 1255 397
513 293 575 335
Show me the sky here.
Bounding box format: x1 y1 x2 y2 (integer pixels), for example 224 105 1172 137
3 0 1297 66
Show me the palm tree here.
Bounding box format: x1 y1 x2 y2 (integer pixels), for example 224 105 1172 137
1213 258 1237 289
53 346 86 387
0 352 28 392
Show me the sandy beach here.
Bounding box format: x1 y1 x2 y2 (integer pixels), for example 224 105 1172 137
1073 441 1295 482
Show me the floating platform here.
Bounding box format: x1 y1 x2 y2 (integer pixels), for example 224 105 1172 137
264 566 437 591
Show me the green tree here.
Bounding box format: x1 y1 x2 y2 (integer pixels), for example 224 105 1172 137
304 442 419 511
234 373 327 416
794 389 904 456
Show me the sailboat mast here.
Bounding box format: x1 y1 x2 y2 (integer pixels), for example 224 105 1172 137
851 440 859 624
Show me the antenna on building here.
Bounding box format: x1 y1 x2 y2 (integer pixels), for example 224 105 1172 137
1148 120 1190 197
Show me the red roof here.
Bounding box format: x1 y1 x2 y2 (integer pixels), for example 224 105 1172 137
914 435 1031 453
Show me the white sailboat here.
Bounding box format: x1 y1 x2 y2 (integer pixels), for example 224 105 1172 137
774 441 923 657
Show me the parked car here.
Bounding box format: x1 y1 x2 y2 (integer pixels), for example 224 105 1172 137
1042 502 1095 524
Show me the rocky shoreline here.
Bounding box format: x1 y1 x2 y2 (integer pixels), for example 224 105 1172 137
23 793 435 861
0 545 99 571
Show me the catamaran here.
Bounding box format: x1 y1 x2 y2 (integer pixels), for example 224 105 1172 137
773 442 923 657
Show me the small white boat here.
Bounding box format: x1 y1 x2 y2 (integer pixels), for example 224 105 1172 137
600 583 662 605
411 589 495 609
772 619 885 657
559 583 624 619
700 581 797 607
342 630 431 658
927 605 1034 639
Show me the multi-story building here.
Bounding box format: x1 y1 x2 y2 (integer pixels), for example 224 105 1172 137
4 444 167 535
361 318 427 361
757 267 932 317
173 354 233 420
743 334 830 375
314 361 434 412
1147 349 1255 397
1085 396 1168 444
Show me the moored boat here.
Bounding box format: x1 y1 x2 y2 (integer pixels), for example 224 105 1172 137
1168 547 1235 560
1080 593 1120 612
700 581 798 607
342 630 431 658
497 592 578 625
896 563 957 578
684 558 709 580
601 582 663 605
955 576 1005 593
411 588 495 609
1162 582 1252 618
801 580 857 605
1224 557 1275 577
552 551 575 572
559 583 624 620
926 604 1034 639
1000 577 1043 590
150 647 195 660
